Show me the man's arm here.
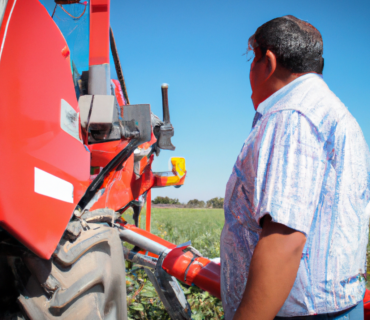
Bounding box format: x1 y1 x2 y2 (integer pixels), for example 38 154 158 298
233 215 306 320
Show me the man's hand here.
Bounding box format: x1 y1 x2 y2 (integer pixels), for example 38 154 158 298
233 215 306 320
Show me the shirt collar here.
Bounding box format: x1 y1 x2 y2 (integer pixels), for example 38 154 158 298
256 73 323 115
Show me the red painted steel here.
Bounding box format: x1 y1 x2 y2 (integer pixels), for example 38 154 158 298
162 245 221 299
89 0 110 66
0 0 90 259
0 0 185 259
153 172 186 187
364 289 370 320
0 0 15 45
146 189 151 232
111 79 125 107
88 139 129 167
90 154 155 211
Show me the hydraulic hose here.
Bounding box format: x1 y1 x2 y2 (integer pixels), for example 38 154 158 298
77 139 141 211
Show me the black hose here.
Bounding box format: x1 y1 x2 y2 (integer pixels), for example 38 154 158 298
77 139 140 210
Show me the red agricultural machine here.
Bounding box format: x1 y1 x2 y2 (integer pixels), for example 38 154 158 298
0 0 219 319
0 0 368 319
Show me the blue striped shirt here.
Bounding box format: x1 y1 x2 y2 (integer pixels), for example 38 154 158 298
221 73 370 318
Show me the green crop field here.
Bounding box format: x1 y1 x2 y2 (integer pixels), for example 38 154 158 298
122 207 370 319
122 207 225 320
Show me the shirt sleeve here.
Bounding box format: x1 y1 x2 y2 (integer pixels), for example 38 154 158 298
253 110 326 236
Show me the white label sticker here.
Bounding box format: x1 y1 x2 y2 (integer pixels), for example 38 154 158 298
60 99 82 142
34 168 74 203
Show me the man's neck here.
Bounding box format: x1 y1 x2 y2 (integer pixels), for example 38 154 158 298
253 70 317 110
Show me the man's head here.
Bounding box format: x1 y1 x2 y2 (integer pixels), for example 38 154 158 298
249 15 324 109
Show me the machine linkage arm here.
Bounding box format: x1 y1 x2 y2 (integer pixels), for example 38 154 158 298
118 222 221 299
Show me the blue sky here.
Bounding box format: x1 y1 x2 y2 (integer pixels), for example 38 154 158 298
109 0 370 203
44 0 370 203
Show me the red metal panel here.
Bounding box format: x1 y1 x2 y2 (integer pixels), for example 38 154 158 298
89 0 110 66
90 155 155 211
0 0 90 259
89 139 128 167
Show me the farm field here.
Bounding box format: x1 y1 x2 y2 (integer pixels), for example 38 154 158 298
122 207 225 320
122 207 370 319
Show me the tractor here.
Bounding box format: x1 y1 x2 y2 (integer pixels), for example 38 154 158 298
0 1 368 319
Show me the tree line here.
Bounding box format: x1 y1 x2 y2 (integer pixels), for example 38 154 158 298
152 196 224 208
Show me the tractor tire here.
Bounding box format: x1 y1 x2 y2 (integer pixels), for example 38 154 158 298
9 224 128 320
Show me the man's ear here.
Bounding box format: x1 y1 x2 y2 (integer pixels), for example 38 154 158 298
265 50 277 80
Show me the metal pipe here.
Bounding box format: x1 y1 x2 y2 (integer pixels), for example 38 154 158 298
161 84 170 124
110 27 130 105
122 247 158 269
119 228 167 256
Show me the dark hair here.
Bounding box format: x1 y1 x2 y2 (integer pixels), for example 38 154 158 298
248 15 324 74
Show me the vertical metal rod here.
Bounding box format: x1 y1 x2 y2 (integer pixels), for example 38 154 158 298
51 4 57 18
161 84 170 124
110 27 130 105
146 189 152 232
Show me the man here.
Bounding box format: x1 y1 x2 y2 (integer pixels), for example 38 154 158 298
221 15 370 320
